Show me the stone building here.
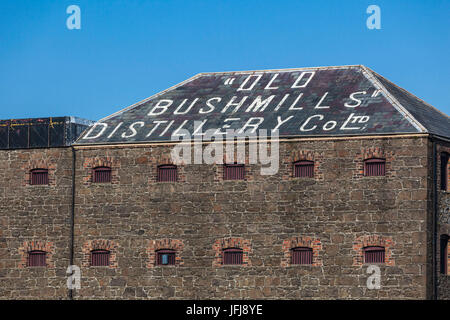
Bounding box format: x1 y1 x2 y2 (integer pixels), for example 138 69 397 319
0 65 449 299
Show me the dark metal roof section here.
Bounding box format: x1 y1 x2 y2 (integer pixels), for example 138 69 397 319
368 69 450 139
76 65 449 144
0 116 93 149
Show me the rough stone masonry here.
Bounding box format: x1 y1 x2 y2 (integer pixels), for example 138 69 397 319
0 65 449 299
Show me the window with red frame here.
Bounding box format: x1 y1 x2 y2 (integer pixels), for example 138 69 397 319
291 247 313 265
157 165 177 182
30 169 49 185
223 248 243 265
27 250 46 267
223 164 245 180
364 246 385 264
90 249 110 266
156 249 176 266
293 160 314 178
93 166 112 183
364 158 386 176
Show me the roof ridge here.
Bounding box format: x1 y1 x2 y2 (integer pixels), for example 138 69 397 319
365 66 450 121
195 64 362 76
360 66 426 133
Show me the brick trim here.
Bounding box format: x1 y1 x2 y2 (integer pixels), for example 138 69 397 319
212 237 252 267
354 147 395 179
22 159 56 186
18 241 55 268
281 236 323 267
353 235 395 266
147 239 184 267
150 154 186 183
83 157 120 184
82 239 118 268
282 150 324 181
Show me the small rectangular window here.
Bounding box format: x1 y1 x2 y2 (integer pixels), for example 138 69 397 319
364 158 386 176
441 153 449 191
157 165 177 182
91 250 110 266
223 248 243 265
364 246 385 264
93 167 112 183
440 235 449 275
224 164 245 180
30 169 49 185
27 251 46 267
294 160 314 178
291 247 313 265
156 250 176 265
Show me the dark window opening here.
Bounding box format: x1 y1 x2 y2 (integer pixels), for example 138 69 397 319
223 248 243 265
30 169 49 185
364 246 385 264
156 249 176 266
293 160 314 178
27 250 46 267
157 165 177 182
93 166 112 183
441 153 449 191
364 158 386 176
224 164 245 180
440 235 449 275
90 249 110 267
291 247 313 265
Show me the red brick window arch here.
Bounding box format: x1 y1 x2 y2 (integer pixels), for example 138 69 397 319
157 164 178 182
27 250 46 267
293 160 314 178
281 237 322 267
156 249 176 266
212 238 252 267
364 158 386 176
291 247 313 265
223 248 243 265
353 235 394 266
223 163 245 180
92 166 112 183
364 246 385 264
90 249 110 266
30 168 49 185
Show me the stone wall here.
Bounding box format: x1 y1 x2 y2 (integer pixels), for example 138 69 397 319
437 140 450 300
72 136 431 299
0 147 72 299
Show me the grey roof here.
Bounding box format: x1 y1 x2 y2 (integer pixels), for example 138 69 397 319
76 65 450 144
369 69 450 139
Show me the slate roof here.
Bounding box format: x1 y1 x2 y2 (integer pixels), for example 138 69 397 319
76 65 450 144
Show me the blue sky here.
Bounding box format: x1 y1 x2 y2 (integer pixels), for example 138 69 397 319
0 0 449 121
